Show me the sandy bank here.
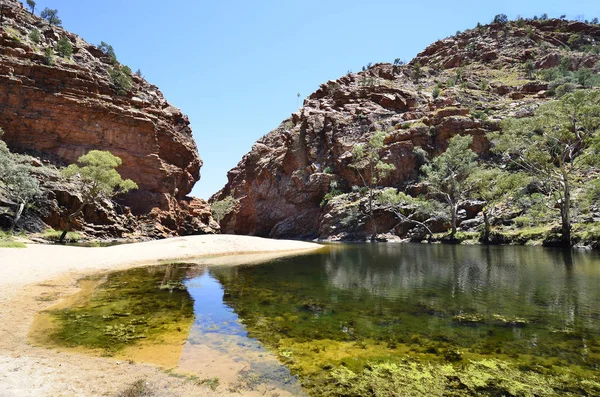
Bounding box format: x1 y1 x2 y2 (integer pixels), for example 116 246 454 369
0 234 322 301
0 235 322 397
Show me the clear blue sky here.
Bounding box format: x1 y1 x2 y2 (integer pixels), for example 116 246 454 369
40 0 599 199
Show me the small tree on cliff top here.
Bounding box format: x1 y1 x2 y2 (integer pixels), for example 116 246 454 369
26 0 36 14
350 130 395 241
60 150 137 243
40 8 61 26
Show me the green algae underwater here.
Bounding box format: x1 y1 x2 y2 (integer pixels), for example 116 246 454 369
30 263 200 366
32 244 600 396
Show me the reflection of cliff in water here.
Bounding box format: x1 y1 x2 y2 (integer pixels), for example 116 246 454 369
320 244 600 326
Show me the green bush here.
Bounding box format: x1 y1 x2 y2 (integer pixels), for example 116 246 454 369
28 28 41 44
42 229 81 242
44 47 54 65
40 8 61 26
56 37 72 58
554 83 576 97
211 196 235 223
432 86 441 99
109 65 133 95
492 14 508 24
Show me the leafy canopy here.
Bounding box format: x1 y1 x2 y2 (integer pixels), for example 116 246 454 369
56 37 72 58
40 8 61 26
421 135 478 203
0 141 40 205
351 130 395 187
62 150 137 200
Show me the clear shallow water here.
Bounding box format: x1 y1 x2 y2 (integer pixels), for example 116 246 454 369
209 244 600 395
37 244 600 396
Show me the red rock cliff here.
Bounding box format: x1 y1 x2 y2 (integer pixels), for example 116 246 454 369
213 18 600 240
0 0 202 219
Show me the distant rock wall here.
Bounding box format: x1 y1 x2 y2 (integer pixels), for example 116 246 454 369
213 18 600 240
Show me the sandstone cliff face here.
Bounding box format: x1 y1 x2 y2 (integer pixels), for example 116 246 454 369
213 18 600 240
0 0 216 236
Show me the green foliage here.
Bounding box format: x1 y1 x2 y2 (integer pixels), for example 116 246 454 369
538 67 561 82
432 86 441 99
492 14 508 24
0 240 27 248
98 41 117 64
44 47 54 66
567 33 583 48
575 68 598 88
351 130 395 187
446 77 456 87
196 377 220 391
0 136 42 229
40 8 61 26
421 135 478 237
524 60 535 79
411 62 422 83
62 151 137 200
467 168 530 206
56 37 72 58
26 0 36 14
378 188 446 238
492 90 600 245
321 181 343 207
28 28 41 44
109 65 133 95
350 130 395 239
559 56 571 75
42 229 81 242
211 196 235 223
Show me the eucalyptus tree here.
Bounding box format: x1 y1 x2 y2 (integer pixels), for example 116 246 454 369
350 130 396 241
466 168 530 243
0 131 41 230
421 134 478 239
492 90 600 246
60 150 137 242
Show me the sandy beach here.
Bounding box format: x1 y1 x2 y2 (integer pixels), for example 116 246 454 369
0 235 323 397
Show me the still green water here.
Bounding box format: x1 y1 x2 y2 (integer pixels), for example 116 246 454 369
40 244 600 396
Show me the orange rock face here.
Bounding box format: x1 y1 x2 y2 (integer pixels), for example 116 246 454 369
213 18 600 240
0 1 203 222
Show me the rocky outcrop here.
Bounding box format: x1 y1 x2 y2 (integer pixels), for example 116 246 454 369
0 0 216 237
213 18 600 240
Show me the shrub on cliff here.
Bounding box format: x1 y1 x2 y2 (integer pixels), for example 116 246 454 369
44 47 54 65
40 8 61 26
493 14 508 24
56 37 72 58
211 196 236 223
109 65 133 96
60 150 138 243
98 41 117 64
28 28 41 44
